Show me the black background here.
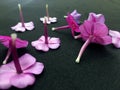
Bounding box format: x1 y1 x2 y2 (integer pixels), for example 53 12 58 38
0 0 120 90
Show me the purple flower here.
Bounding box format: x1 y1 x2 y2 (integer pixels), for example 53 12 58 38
75 20 112 63
70 10 81 24
109 30 120 48
0 53 44 89
0 34 28 64
52 14 80 37
11 21 35 32
31 36 60 52
87 12 105 23
0 33 44 89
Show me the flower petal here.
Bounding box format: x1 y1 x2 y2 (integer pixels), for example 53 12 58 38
19 53 36 70
24 21 34 30
93 22 108 36
35 43 49 51
24 62 44 75
112 37 120 48
0 72 15 89
87 12 105 23
109 30 120 38
10 73 35 88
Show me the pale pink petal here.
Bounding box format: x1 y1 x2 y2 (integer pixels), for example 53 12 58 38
35 43 49 51
93 22 108 36
48 37 60 49
10 74 35 88
31 40 42 47
112 37 120 48
11 23 26 32
24 62 44 75
0 72 16 89
19 53 36 70
24 21 34 30
109 30 120 38
88 12 105 23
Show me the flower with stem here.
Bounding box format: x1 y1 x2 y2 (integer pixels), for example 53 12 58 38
32 17 60 52
0 35 28 64
52 14 80 37
40 4 57 24
11 4 34 32
0 33 44 89
75 20 112 63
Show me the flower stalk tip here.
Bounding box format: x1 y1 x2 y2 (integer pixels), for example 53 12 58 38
18 3 25 27
46 4 49 21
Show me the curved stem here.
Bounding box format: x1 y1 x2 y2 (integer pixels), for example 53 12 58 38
2 48 11 64
75 36 92 63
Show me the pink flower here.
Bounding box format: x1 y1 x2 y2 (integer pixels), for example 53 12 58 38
87 12 105 23
109 30 120 48
0 53 44 89
11 21 35 32
31 36 60 52
52 14 80 37
0 34 28 64
75 20 112 63
0 33 44 89
32 17 60 52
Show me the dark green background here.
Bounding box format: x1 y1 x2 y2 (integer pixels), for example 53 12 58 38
0 0 120 90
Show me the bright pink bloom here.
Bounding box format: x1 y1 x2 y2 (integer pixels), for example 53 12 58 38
0 53 44 89
52 14 80 37
31 36 60 52
109 30 120 48
0 35 28 64
0 35 28 48
75 20 112 63
87 12 105 23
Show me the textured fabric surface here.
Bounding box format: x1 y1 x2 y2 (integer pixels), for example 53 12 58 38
0 0 120 90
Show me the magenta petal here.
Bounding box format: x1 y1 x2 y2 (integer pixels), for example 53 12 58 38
19 53 36 70
24 22 34 30
10 74 35 88
93 36 112 45
93 22 108 36
0 72 15 89
24 62 44 75
0 35 28 48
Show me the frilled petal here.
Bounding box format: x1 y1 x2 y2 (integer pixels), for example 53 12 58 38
48 37 60 49
0 72 16 89
109 30 120 38
24 62 44 75
70 10 81 24
0 35 28 48
11 22 26 32
93 22 108 36
10 73 35 88
87 12 105 23
24 21 34 30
